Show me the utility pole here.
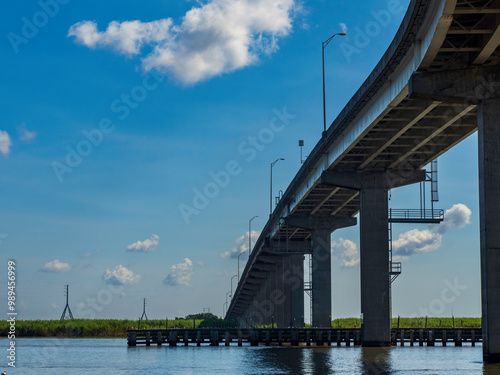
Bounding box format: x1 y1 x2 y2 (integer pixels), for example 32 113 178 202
140 298 148 321
60 285 74 320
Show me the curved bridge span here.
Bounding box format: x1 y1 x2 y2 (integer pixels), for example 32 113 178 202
226 0 500 361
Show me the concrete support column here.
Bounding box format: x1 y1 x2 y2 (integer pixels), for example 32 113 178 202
290 254 304 327
270 263 278 327
479 98 500 363
360 187 391 346
282 256 292 328
275 258 286 328
312 229 332 328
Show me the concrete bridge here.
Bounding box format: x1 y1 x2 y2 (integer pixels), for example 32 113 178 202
225 0 500 363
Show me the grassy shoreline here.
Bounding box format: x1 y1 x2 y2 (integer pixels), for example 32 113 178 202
0 317 481 338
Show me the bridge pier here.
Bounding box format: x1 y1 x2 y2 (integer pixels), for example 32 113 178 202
286 216 356 328
289 254 304 327
479 98 500 363
359 187 391 346
322 169 425 346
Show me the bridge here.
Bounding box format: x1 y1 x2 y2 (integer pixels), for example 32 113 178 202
225 0 500 363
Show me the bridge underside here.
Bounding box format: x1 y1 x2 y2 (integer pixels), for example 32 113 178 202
227 0 500 361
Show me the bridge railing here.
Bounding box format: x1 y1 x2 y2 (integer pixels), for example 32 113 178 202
388 209 444 223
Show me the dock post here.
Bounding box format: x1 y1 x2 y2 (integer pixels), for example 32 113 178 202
355 330 361 346
306 330 311 346
127 331 137 347
427 330 435 347
238 330 242 346
316 330 324 346
410 330 414 347
400 330 405 346
169 331 177 346
419 329 423 347
345 331 350 347
250 330 259 346
327 330 332 346
265 330 270 346
456 330 463 347
157 331 162 346
145 331 151 346
472 330 476 347
184 331 189 346
210 330 219 346
278 330 283 346
196 330 201 346
291 330 298 346
337 330 341 346
442 330 447 347
225 331 230 346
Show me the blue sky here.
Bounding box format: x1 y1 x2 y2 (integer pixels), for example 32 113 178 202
1 0 481 321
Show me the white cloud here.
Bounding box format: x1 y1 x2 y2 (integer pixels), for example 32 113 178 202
102 265 141 285
435 203 472 234
0 130 12 157
51 303 59 309
331 237 359 268
126 234 159 252
392 229 442 256
41 259 71 273
393 204 472 257
17 123 37 142
68 0 296 84
163 258 194 286
220 230 260 259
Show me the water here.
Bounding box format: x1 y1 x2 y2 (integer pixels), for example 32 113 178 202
3 339 500 374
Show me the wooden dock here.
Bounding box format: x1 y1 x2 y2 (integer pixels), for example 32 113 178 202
127 327 482 347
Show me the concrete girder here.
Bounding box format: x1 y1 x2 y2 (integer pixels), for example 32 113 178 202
247 271 269 279
409 66 500 103
251 263 276 272
286 215 357 232
321 169 426 191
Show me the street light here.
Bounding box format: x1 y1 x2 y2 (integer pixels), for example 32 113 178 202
226 291 232 315
231 274 238 298
249 216 258 260
322 32 346 135
238 251 246 281
270 158 285 215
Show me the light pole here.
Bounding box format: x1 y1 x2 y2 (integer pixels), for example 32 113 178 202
231 274 238 298
225 291 231 316
322 32 346 135
270 158 285 216
249 216 258 260
238 251 246 281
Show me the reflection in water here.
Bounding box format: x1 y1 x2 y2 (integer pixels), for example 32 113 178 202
250 347 335 374
483 362 500 375
359 347 392 375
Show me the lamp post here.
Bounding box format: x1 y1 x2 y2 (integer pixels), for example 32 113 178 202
231 274 238 298
248 216 258 260
238 251 246 281
322 32 346 135
226 291 231 315
270 158 285 215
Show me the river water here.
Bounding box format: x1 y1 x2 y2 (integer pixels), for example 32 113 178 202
3 339 500 374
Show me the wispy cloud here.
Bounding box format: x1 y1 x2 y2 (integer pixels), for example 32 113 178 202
220 230 260 259
163 258 194 286
331 237 359 268
102 265 141 285
126 234 159 252
339 22 348 34
0 130 12 157
41 259 71 273
17 123 37 142
68 0 296 84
